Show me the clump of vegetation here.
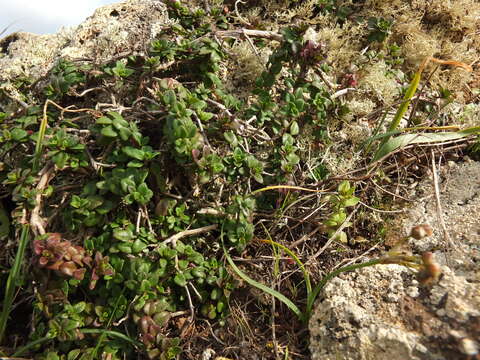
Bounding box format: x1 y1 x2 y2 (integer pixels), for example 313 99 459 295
0 0 478 359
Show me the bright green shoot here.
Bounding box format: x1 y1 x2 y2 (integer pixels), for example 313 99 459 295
0 225 30 344
0 98 52 344
372 56 472 161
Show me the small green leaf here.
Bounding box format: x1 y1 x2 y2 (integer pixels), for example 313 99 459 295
85 195 104 210
113 228 134 242
84 213 100 227
46 352 61 360
191 268 206 278
373 128 480 162
52 152 68 169
290 121 299 136
96 116 112 125
343 196 360 207
135 183 153 204
132 239 147 253
224 131 238 147
11 128 28 141
174 273 187 287
286 152 300 165
73 301 86 313
162 90 176 105
210 288 220 300
101 126 117 138
96 200 114 214
118 127 132 141
253 173 264 184
198 110 214 122
110 112 129 126
338 181 350 194
117 243 133 254
120 177 136 193
122 146 145 160
67 349 81 360
127 160 144 168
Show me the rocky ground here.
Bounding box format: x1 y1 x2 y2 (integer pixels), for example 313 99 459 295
0 0 479 359
310 159 480 359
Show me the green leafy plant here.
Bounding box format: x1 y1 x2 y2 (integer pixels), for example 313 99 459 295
47 130 88 170
223 195 256 251
1 1 471 358
44 60 87 98
367 17 393 43
104 60 135 78
96 168 153 205
323 181 360 243
94 111 142 144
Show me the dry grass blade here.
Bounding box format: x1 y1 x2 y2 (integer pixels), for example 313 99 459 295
221 227 302 319
261 239 312 294
251 185 325 195
372 127 480 161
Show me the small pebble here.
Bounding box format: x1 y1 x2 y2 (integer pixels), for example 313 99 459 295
459 338 478 356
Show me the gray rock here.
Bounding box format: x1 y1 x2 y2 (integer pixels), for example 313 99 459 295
309 161 480 359
0 0 170 82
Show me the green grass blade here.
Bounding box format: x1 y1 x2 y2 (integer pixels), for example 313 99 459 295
223 246 302 318
372 69 422 159
373 57 473 160
0 225 30 344
372 127 480 162
12 335 53 356
80 329 143 348
33 102 50 172
92 288 126 358
361 129 403 150
261 239 311 295
386 71 422 133
221 226 302 318
251 185 324 196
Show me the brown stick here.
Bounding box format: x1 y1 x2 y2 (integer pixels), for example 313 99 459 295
30 165 55 235
161 224 218 246
215 29 283 42
430 150 456 250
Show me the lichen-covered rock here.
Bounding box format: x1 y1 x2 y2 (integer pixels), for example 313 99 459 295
0 0 170 82
0 31 73 81
309 265 429 360
309 160 480 360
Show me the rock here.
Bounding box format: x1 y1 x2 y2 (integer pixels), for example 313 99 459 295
309 160 480 359
0 0 171 82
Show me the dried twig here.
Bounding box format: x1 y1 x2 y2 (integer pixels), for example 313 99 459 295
242 29 267 69
184 284 195 324
192 112 212 149
358 200 405 214
85 146 116 171
161 224 218 245
215 29 283 42
331 88 355 99
234 0 251 26
431 150 455 249
30 165 55 236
